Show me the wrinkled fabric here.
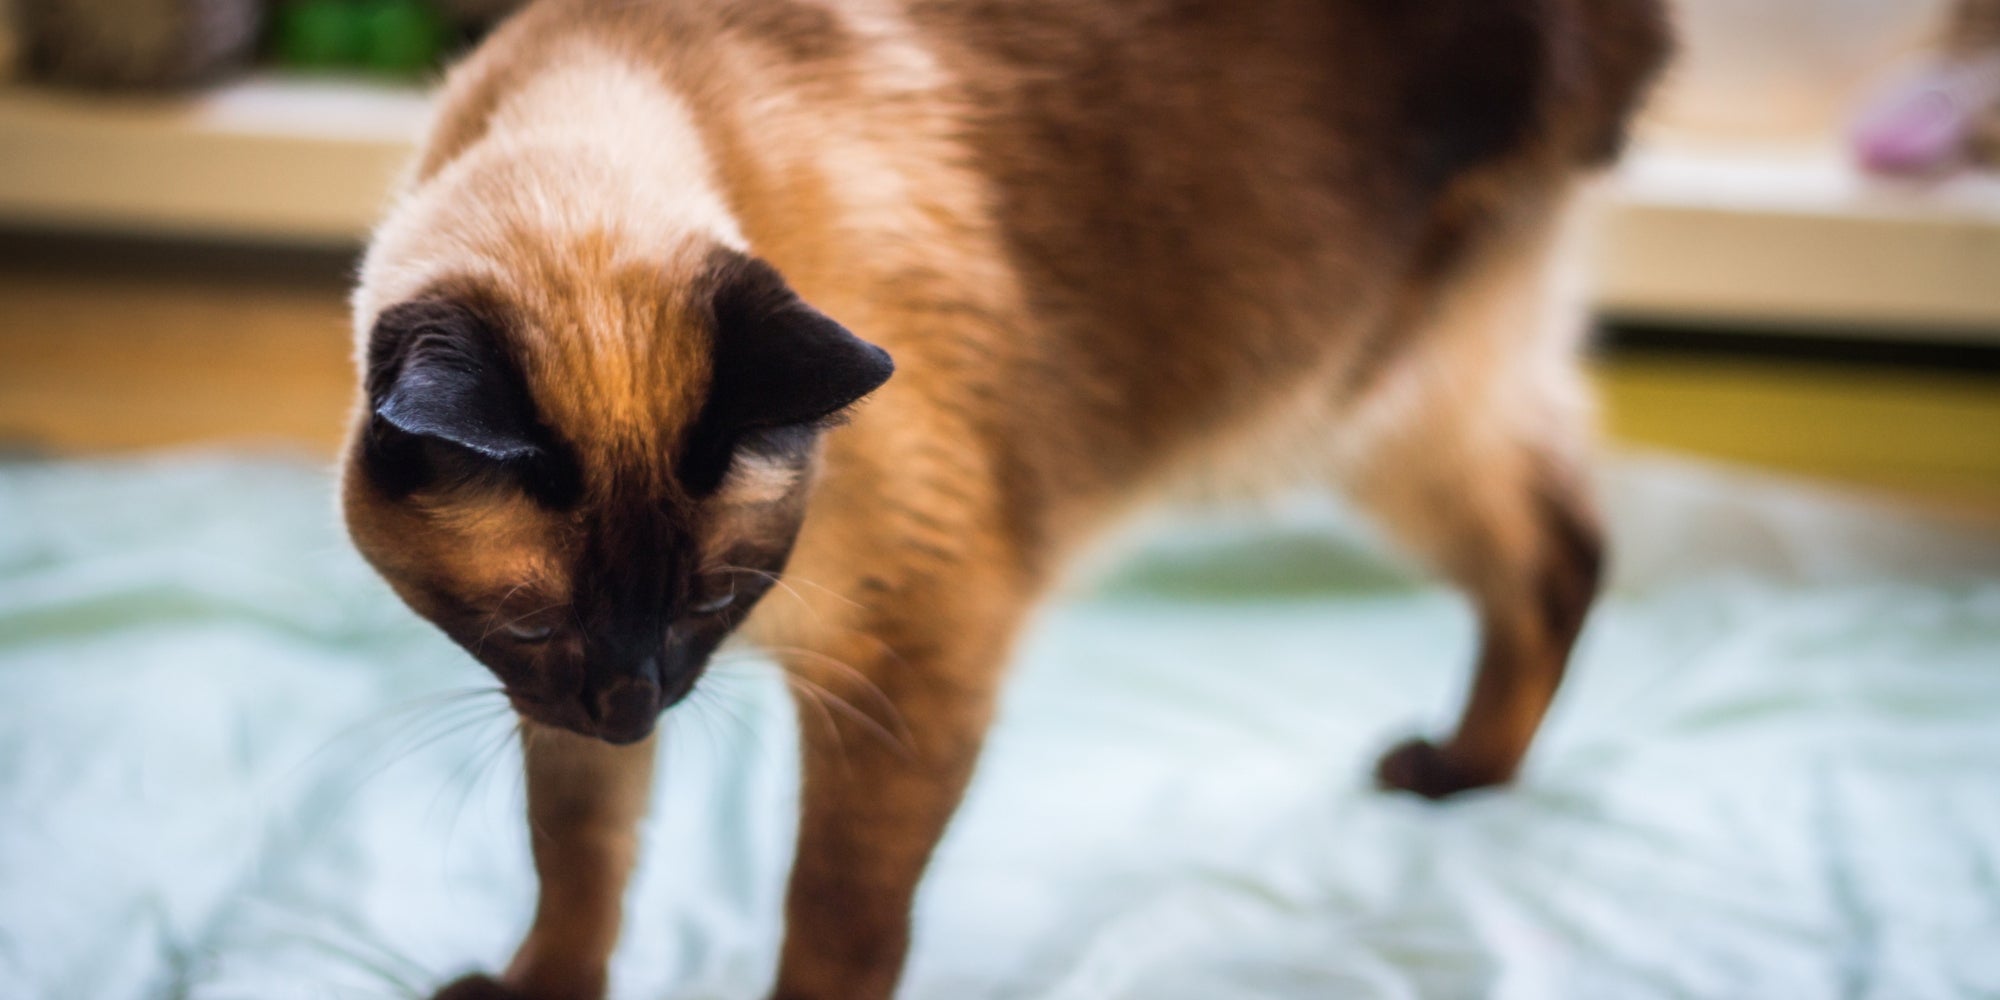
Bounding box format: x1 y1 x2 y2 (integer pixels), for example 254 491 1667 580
1 453 1996 1000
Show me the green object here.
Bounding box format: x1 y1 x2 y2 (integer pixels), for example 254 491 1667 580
357 0 449 77
273 0 365 70
272 0 448 77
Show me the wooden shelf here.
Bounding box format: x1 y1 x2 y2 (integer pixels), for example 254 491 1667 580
1601 140 2000 338
3 78 1999 337
0 77 426 246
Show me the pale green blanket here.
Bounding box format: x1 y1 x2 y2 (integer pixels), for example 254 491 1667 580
2 453 1997 999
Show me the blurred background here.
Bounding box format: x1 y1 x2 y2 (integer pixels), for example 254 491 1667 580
0 0 1997 514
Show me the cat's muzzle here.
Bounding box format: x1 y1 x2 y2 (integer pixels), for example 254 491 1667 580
513 653 702 745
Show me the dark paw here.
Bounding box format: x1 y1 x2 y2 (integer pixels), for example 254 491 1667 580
1374 737 1506 800
431 974 526 1000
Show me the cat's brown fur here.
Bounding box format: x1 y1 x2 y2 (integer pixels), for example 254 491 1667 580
342 1 1670 997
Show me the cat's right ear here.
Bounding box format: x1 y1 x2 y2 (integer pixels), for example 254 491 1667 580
358 298 575 501
363 299 542 462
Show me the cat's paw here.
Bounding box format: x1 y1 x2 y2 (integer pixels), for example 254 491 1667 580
431 973 527 1000
1374 737 1505 800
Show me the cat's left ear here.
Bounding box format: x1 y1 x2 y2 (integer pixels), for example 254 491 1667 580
706 255 895 430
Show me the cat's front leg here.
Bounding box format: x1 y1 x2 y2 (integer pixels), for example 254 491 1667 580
433 723 657 1000
767 603 1017 1000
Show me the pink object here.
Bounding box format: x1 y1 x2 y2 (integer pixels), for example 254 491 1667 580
1851 58 2000 174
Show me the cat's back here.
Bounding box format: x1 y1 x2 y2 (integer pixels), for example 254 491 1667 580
424 0 1665 307
434 0 1667 212
896 0 1670 466
407 0 1667 499
920 0 1670 266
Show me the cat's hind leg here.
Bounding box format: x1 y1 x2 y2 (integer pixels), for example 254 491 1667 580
1360 440 1603 800
1338 202 1605 800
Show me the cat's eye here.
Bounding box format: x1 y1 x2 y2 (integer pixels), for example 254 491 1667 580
688 590 736 616
505 622 555 643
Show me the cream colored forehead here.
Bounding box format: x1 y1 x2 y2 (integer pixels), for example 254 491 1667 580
354 44 744 327
355 162 725 332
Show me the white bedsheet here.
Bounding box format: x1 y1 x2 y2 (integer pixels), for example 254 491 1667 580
2 453 1997 1000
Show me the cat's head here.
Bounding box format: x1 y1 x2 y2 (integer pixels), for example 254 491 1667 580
341 249 892 744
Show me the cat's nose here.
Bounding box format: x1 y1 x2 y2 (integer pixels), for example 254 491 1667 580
586 659 662 744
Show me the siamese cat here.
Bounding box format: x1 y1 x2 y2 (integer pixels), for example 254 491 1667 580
341 1 1670 997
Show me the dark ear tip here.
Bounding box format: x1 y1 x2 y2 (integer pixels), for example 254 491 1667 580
862 342 895 387
840 342 893 408
371 393 414 429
